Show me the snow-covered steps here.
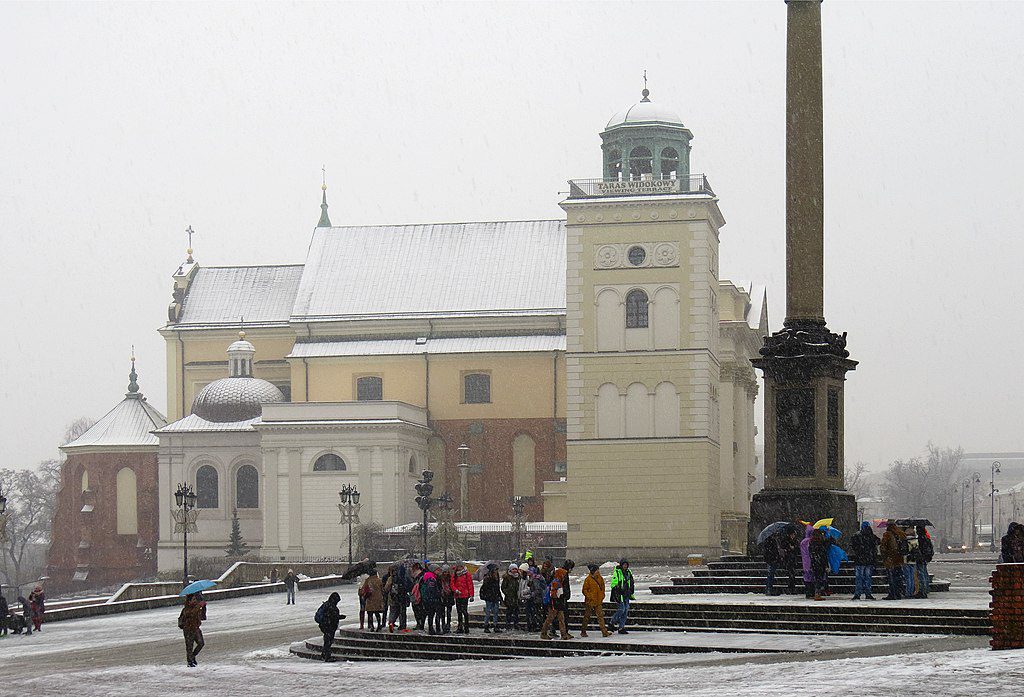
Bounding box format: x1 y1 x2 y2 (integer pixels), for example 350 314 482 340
657 576 952 594
290 626 796 662
567 601 989 636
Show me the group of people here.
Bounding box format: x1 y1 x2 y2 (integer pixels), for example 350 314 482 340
309 555 636 661
762 520 935 601
0 586 46 637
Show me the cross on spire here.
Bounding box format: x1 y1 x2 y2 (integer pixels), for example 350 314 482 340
317 168 332 227
641 69 650 101
185 225 195 263
127 344 140 396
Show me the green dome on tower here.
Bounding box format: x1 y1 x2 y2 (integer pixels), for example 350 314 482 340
601 87 693 182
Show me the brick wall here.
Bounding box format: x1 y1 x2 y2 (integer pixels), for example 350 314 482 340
990 562 1024 650
46 451 160 592
430 418 566 522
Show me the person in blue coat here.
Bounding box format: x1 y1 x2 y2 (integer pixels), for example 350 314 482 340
849 522 880 600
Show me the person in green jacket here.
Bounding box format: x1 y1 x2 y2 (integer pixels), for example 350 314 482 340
609 558 635 634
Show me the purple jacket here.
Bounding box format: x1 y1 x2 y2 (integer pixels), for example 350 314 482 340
799 525 815 582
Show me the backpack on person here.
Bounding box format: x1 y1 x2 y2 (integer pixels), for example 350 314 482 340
314 602 327 628
897 535 910 557
411 579 422 605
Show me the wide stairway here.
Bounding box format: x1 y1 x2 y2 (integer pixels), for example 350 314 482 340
291 625 788 662
650 555 951 595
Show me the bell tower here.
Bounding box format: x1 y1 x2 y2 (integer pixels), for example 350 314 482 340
561 87 727 561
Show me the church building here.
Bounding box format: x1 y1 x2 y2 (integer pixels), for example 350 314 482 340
155 88 766 569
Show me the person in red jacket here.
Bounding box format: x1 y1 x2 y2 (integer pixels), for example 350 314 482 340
451 562 475 633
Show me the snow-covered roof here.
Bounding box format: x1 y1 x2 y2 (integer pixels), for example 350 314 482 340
291 221 566 322
62 396 167 451
606 98 685 129
154 413 260 434
178 265 304 327
288 334 566 359
383 521 567 534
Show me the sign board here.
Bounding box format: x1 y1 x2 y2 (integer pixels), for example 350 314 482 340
594 178 680 196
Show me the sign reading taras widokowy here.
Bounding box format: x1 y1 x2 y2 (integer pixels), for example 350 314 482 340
595 179 680 195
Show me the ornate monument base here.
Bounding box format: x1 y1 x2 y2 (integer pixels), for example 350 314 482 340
747 487 857 554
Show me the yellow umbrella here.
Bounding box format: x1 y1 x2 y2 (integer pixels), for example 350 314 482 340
813 518 834 529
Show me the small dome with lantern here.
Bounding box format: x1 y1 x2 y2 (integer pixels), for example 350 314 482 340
601 82 694 183
189 332 285 423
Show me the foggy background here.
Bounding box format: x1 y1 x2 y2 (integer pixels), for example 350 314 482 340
2 1 1022 474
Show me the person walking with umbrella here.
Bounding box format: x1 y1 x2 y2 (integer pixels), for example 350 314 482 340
178 592 207 667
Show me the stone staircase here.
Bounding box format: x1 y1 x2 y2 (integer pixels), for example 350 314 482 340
650 555 951 595
291 626 788 662
556 601 989 636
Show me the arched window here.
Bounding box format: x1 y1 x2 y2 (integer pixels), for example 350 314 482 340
196 465 219 508
357 376 383 401
80 468 89 493
626 289 649 328
512 434 536 497
661 147 679 178
464 373 491 404
236 464 259 509
313 453 346 472
409 455 417 474
606 148 622 181
116 468 138 535
629 146 653 179
597 383 622 438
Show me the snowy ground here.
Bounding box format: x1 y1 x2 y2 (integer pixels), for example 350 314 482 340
1 564 1015 696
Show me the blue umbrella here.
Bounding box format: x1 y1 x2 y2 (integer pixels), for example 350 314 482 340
819 525 842 540
179 579 217 596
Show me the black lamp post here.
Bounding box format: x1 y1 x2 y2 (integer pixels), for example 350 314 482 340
990 461 1001 552
510 496 526 560
970 472 981 551
414 470 436 560
338 484 361 565
435 492 454 563
173 483 198 586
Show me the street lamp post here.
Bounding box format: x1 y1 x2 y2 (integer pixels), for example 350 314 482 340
172 483 198 586
435 492 454 563
970 472 981 551
337 484 361 566
510 496 526 561
415 470 436 560
457 444 470 520
960 480 969 549
990 461 1001 552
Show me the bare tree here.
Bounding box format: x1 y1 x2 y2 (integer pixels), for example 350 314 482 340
881 444 963 539
844 461 872 499
0 464 61 590
62 417 96 448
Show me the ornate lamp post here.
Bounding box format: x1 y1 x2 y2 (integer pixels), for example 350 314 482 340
435 492 454 563
338 484 361 565
172 483 199 586
457 444 470 520
510 496 526 560
970 472 982 551
990 461 1001 552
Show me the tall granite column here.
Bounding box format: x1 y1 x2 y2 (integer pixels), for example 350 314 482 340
748 0 858 553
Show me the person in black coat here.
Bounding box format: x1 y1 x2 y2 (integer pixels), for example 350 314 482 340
850 522 880 600
1000 522 1024 563
908 525 934 598
316 592 344 662
0 594 8 636
808 529 830 600
780 527 800 593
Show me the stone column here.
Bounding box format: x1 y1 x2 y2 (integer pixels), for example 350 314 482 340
786 0 825 324
748 0 858 554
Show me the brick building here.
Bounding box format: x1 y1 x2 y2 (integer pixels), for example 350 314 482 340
47 359 166 590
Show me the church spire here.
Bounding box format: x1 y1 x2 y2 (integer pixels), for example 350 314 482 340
127 347 141 398
317 167 332 227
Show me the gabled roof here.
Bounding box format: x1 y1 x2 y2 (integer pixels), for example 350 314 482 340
62 396 168 451
290 221 566 322
177 265 304 328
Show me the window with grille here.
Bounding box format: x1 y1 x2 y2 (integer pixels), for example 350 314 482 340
236 465 259 509
464 373 491 404
196 465 219 508
313 453 346 472
625 289 649 328
357 376 383 401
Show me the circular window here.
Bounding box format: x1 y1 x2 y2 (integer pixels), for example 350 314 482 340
627 246 646 266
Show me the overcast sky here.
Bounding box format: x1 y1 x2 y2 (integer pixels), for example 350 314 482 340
2 1 1022 474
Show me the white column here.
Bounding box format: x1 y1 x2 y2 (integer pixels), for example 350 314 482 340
287 448 303 554
262 447 280 554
